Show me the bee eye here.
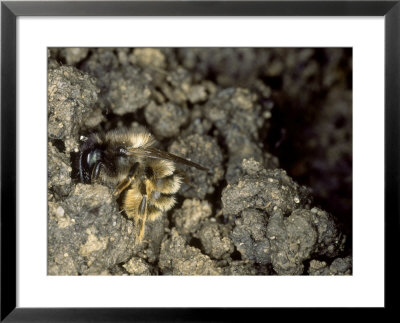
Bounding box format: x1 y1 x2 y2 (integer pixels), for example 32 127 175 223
79 148 103 184
87 149 102 168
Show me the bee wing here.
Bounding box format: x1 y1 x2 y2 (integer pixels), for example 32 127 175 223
126 147 208 171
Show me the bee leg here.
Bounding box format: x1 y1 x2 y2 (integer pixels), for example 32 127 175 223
112 162 140 197
136 181 148 243
137 196 147 242
113 179 132 198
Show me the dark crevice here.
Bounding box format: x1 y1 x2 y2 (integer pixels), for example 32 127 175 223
230 248 242 261
69 151 81 182
51 138 66 153
188 237 203 250
204 178 227 221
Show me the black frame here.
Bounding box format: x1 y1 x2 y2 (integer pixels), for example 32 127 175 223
1 1 399 321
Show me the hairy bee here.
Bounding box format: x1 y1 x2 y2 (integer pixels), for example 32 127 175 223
78 127 207 243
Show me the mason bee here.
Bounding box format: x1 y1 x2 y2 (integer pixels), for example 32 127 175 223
78 127 207 243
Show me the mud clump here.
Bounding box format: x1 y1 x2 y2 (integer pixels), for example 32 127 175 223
48 142 72 199
80 49 152 115
224 159 345 275
47 47 352 276
222 159 312 216
197 221 235 260
159 229 223 275
204 88 270 183
48 184 135 275
230 208 271 265
308 256 352 275
172 199 213 236
123 257 153 275
145 101 189 139
48 65 99 153
266 208 345 275
169 134 224 199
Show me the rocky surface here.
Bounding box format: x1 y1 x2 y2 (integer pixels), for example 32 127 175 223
48 65 99 153
47 48 352 275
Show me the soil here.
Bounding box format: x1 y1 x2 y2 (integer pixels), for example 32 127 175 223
47 47 352 275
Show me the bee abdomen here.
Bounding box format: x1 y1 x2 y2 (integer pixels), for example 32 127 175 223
150 194 176 212
123 187 175 220
147 205 163 221
148 159 175 178
155 174 182 194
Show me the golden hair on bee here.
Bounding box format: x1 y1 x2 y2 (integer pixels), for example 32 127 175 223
104 128 156 150
79 127 207 244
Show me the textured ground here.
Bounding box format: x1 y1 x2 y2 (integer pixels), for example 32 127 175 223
47 48 352 275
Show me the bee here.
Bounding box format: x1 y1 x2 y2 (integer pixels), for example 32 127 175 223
78 127 207 243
